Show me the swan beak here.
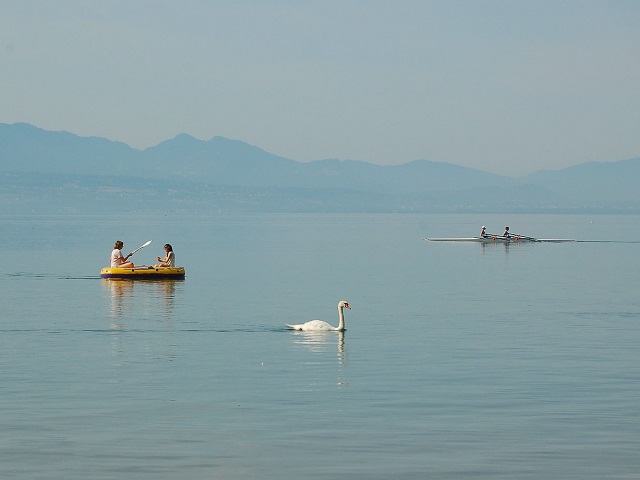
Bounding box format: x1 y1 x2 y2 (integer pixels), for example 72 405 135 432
344 303 351 309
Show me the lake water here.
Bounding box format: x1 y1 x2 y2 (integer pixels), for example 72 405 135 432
1 213 639 479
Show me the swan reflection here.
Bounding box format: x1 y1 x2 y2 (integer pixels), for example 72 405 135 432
290 330 345 353
290 330 348 386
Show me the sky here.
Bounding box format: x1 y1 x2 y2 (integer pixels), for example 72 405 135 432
1 0 639 176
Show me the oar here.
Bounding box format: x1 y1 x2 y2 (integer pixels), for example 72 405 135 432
128 240 152 257
511 234 538 241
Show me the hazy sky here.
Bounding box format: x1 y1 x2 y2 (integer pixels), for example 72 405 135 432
1 1 639 176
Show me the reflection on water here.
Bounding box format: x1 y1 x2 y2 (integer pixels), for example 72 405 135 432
290 330 344 353
480 241 528 253
101 279 184 361
104 279 134 320
290 330 348 386
156 280 179 313
102 278 182 321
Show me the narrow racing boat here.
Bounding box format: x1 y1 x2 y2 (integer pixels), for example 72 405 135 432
427 236 513 243
100 265 186 279
425 236 575 243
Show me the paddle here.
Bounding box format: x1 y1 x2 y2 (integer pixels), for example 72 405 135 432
128 240 152 257
510 234 538 241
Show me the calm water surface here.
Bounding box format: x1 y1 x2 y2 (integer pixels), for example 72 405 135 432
1 213 639 479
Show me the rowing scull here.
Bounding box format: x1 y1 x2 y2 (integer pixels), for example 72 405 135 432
425 237 576 243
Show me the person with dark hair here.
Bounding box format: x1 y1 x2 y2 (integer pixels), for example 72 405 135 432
110 240 134 268
502 226 510 238
155 244 175 268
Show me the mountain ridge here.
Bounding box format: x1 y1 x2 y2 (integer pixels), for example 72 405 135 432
1 122 638 213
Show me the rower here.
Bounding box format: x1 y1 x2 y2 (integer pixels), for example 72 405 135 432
480 226 487 238
502 226 510 237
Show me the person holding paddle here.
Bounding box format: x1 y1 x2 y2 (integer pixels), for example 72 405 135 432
110 240 134 268
480 226 488 238
155 243 175 268
502 226 510 238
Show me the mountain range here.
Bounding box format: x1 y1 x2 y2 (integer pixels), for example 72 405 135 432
1 122 639 214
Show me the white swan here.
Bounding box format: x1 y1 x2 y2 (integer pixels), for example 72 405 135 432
287 300 351 331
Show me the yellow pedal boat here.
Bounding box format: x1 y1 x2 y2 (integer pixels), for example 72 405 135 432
100 266 186 279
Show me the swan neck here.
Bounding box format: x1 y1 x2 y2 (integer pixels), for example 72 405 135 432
337 306 345 330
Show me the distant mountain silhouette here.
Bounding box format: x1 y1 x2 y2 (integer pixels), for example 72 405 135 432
1 122 638 213
522 159 640 205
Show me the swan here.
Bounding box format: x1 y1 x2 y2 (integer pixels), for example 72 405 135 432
287 300 351 331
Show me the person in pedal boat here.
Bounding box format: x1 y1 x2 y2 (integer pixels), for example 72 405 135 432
480 226 488 237
155 243 175 268
502 226 510 237
110 240 134 268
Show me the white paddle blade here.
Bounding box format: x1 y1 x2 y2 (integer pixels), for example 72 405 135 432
130 240 153 256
